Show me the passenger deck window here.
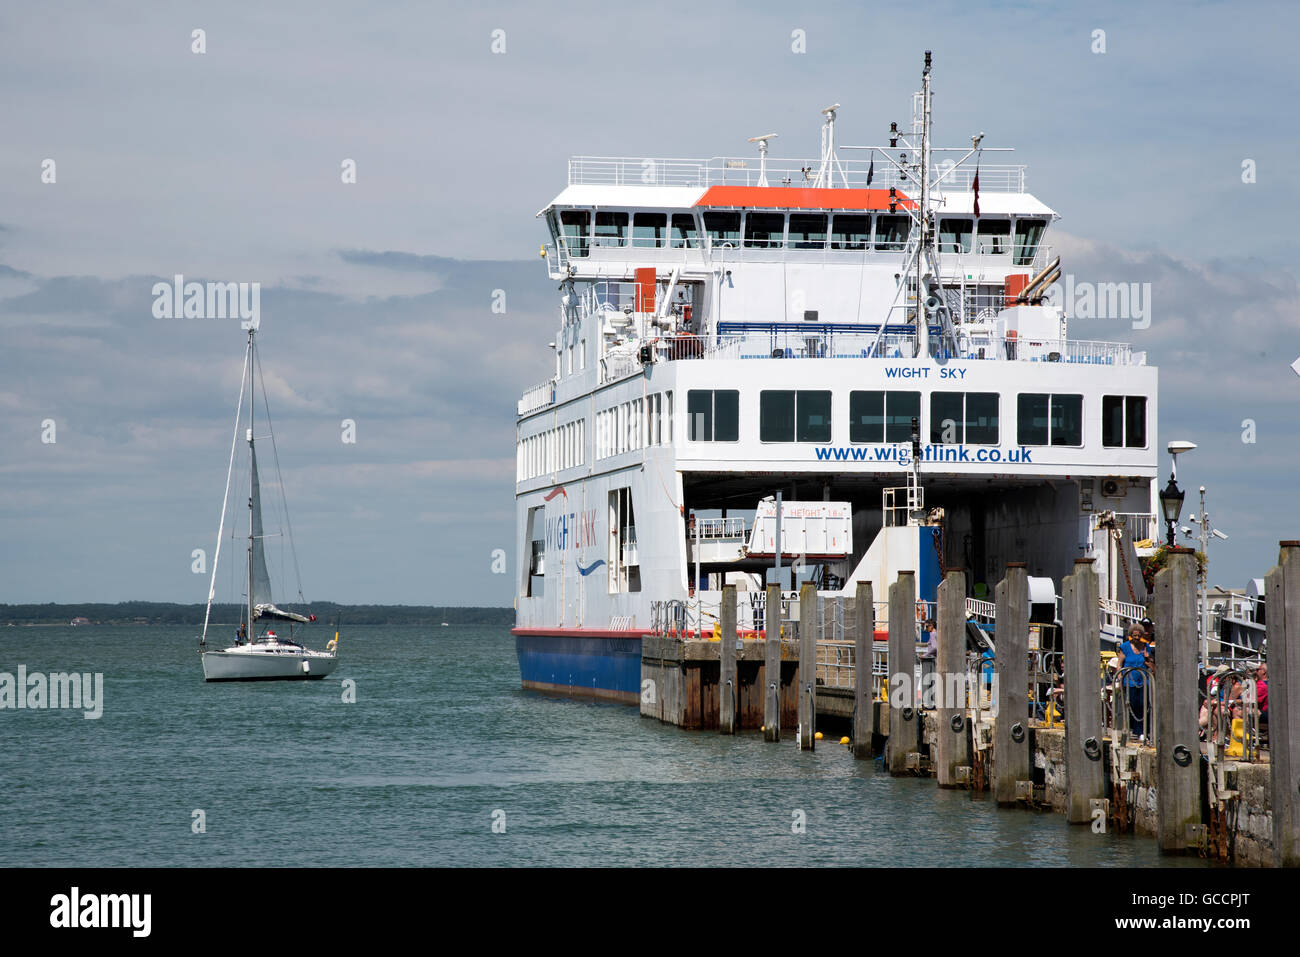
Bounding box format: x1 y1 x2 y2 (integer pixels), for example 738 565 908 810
1102 395 1147 448
939 218 973 254
850 390 920 443
831 214 871 250
875 215 910 251
761 390 831 442
1018 393 1082 446
977 218 1011 255
789 214 828 249
1014 218 1046 266
593 211 628 247
744 212 786 248
687 389 739 442
671 213 700 248
632 213 667 248
560 210 589 258
930 392 999 445
703 212 741 246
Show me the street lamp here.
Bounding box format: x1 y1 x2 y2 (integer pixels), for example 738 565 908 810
1159 475 1185 548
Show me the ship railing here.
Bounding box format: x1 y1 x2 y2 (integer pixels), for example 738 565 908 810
1092 512 1156 545
568 155 1028 192
599 350 641 385
695 326 1142 365
694 516 748 540
518 377 557 415
966 597 996 620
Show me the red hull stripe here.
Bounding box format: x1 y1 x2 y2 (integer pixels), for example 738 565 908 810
695 185 916 211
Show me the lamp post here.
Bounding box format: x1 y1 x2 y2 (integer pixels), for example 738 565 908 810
1159 475 1185 549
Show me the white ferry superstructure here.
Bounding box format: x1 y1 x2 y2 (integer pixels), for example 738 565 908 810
514 55 1156 703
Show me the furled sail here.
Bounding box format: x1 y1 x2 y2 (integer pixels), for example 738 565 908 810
249 441 310 624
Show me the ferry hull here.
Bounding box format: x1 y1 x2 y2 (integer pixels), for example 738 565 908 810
514 631 642 704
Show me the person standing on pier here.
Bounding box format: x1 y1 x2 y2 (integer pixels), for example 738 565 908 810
1119 625 1151 740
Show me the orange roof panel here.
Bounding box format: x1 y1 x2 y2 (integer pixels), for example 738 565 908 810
695 185 916 211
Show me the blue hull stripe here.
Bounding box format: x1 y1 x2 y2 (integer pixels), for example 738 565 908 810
515 633 642 699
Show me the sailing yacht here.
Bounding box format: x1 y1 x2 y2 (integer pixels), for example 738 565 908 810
198 320 339 681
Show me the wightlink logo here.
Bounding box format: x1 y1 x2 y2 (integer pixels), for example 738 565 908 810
0 666 103 719
815 444 1034 465
50 887 150 938
151 274 260 322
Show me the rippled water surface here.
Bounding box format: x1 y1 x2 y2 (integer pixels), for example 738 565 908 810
0 624 1206 867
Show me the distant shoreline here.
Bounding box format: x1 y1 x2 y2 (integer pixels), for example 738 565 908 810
0 602 514 627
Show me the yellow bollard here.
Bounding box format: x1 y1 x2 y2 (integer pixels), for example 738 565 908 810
1227 718 1245 758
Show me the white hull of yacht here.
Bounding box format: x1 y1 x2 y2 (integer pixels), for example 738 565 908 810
201 644 338 681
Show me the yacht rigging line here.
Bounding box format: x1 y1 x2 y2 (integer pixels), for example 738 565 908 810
200 334 251 648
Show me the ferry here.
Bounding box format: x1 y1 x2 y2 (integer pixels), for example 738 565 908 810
514 54 1156 704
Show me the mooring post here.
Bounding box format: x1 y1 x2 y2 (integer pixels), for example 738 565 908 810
994 563 1030 805
1153 547 1201 853
764 582 781 742
1268 541 1300 866
1064 558 1106 824
720 584 737 735
887 571 917 774
798 582 817 750
853 580 875 759
936 569 967 787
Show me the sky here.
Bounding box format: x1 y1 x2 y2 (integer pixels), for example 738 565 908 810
2 1 1298 605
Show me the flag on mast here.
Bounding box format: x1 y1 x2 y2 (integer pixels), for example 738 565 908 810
972 158 981 217
866 154 874 186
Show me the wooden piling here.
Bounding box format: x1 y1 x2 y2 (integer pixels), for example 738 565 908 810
720 584 737 735
886 571 917 774
1267 541 1300 866
853 581 875 759
935 569 966 787
1063 559 1106 824
798 582 816 750
1153 547 1201 853
764 582 781 742
994 563 1030 805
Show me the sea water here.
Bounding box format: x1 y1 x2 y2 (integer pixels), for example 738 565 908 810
0 624 1205 867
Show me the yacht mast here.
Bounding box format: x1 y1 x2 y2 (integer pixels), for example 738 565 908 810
247 328 256 638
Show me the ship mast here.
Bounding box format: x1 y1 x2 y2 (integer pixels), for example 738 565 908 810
916 52 932 360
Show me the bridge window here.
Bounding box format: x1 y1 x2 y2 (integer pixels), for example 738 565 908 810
1014 218 1046 266
850 390 920 443
1018 393 1083 446
875 215 910 251
593 211 627 247
761 390 831 442
977 218 1011 255
831 214 870 250
931 392 999 445
744 212 786 248
633 213 667 248
939 218 973 254
789 213 828 249
687 389 739 442
671 213 700 248
703 212 741 246
1103 396 1147 448
560 210 589 258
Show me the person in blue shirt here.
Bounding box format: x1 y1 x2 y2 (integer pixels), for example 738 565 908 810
1119 625 1151 739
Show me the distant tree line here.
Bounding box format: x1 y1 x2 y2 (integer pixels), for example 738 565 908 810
0 602 514 627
